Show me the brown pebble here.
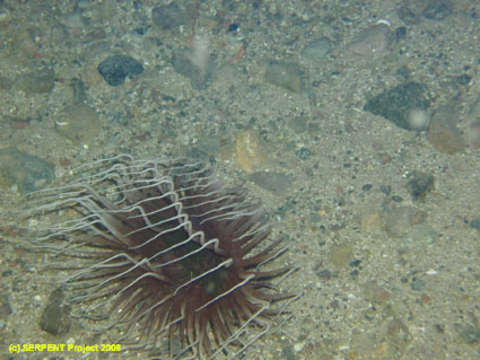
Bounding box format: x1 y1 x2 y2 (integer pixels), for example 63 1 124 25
427 106 465 154
421 292 432 304
361 212 383 233
363 280 391 304
235 129 266 173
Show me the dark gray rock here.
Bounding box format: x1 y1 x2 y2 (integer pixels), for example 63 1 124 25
97 55 144 86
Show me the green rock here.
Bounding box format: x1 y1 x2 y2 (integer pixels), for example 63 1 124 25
16 68 55 95
265 61 304 93
364 82 430 129
39 288 71 336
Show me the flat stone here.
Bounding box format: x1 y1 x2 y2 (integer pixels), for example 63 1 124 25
16 68 55 94
152 3 190 30
172 48 214 90
383 205 426 238
265 61 303 93
302 38 332 60
0 148 54 194
249 171 291 194
55 103 101 145
422 0 452 21
347 23 392 57
235 129 266 173
39 288 71 336
426 106 465 154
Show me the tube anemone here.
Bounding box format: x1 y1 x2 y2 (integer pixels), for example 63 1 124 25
29 155 293 359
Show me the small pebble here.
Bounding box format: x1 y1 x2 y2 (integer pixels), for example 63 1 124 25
294 342 305 352
296 147 312 160
362 184 372 191
410 277 425 291
406 171 434 201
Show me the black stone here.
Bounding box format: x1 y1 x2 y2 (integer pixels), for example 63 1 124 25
97 55 144 86
227 23 240 33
